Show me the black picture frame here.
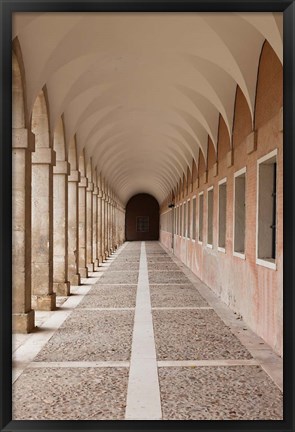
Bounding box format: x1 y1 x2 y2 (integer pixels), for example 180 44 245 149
1 1 294 431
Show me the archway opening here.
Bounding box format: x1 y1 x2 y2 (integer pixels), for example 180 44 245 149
125 193 159 241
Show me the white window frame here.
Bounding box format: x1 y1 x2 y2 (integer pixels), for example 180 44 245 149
218 177 227 253
183 200 187 238
179 203 183 238
192 195 196 242
207 186 214 248
187 198 191 240
256 149 278 270
233 167 246 260
198 191 204 245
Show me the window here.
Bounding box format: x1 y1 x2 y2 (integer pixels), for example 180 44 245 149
207 187 213 247
257 150 277 269
234 167 246 257
218 178 227 251
192 197 196 240
180 204 183 237
187 200 191 238
137 216 149 232
198 192 204 243
183 202 186 237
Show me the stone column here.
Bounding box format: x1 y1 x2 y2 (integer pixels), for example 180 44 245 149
12 128 35 332
97 189 103 263
92 186 99 269
68 169 81 285
113 203 117 250
53 161 71 296
108 198 112 254
78 176 88 278
109 197 112 254
101 196 105 261
104 195 109 257
31 147 56 310
86 181 94 272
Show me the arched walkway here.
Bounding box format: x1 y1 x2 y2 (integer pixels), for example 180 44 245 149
10 11 284 422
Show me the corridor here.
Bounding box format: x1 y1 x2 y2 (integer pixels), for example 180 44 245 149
12 241 283 421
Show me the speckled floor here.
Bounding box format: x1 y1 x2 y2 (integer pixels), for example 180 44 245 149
159 366 283 420
12 241 283 420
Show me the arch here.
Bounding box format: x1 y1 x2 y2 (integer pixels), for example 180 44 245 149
125 193 159 241
232 85 252 151
254 41 283 130
12 51 26 129
12 37 27 129
53 116 66 160
31 87 51 148
78 149 86 177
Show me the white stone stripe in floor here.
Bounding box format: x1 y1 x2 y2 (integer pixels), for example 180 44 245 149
78 307 135 311
125 242 162 420
152 306 213 310
29 361 130 368
157 359 260 367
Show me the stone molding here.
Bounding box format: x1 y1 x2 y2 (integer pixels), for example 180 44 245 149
246 130 257 155
79 176 88 188
68 170 81 183
213 162 218 177
12 128 35 152
32 148 56 165
87 181 94 192
53 160 71 175
227 149 233 167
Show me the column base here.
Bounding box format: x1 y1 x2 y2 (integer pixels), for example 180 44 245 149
87 262 94 272
79 267 88 278
32 293 56 311
12 310 35 333
69 273 81 286
99 255 105 263
54 281 70 296
94 259 99 269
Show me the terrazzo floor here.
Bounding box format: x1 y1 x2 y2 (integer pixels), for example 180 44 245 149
12 241 283 421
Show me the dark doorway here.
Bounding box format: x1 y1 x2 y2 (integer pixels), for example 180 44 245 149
125 193 159 241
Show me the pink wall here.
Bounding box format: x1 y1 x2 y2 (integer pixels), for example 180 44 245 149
159 42 283 356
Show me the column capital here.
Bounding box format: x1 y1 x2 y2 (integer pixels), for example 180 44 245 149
12 128 35 152
79 176 88 188
32 148 56 165
53 160 70 175
68 170 81 183
93 186 99 195
87 181 94 192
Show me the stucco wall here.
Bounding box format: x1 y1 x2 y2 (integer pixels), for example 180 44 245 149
160 42 283 356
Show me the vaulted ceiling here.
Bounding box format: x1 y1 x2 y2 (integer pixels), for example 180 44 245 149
13 12 283 204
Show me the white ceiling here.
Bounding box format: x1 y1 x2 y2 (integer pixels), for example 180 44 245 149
13 12 283 204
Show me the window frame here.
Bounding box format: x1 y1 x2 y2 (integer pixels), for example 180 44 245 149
192 195 197 242
207 186 214 248
218 177 227 253
198 191 204 245
187 198 191 239
256 149 278 270
233 166 246 260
